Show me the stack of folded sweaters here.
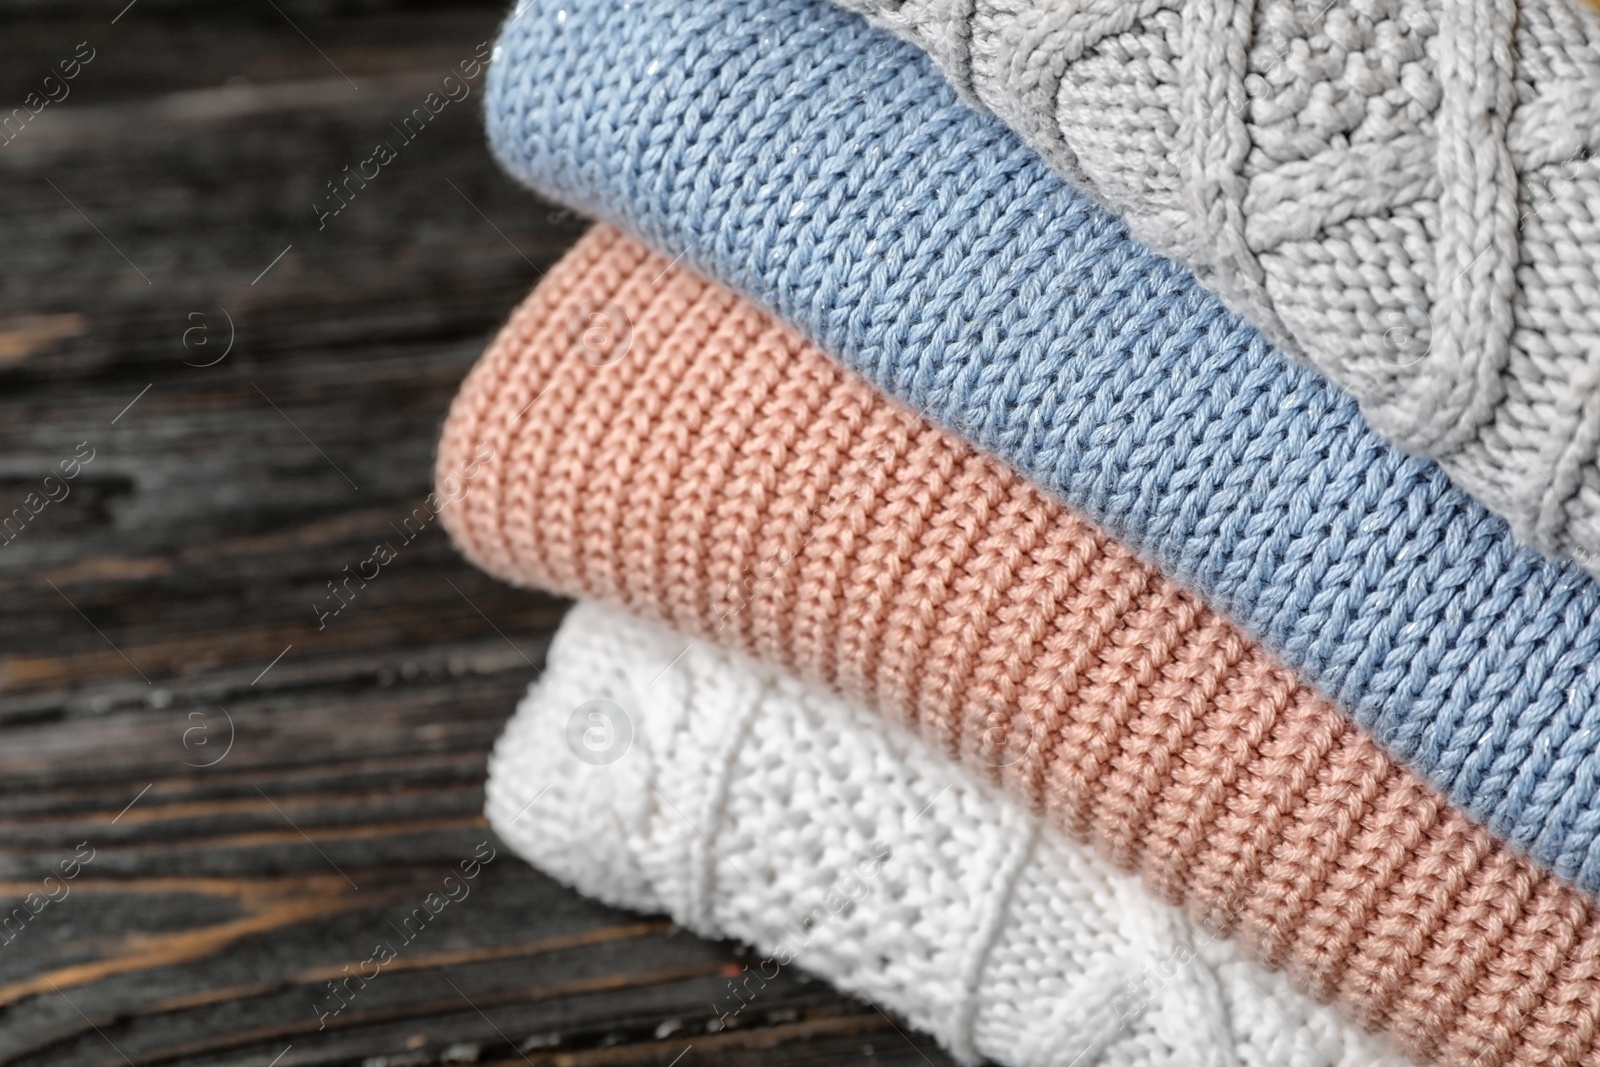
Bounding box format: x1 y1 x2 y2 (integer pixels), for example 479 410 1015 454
434 0 1600 1063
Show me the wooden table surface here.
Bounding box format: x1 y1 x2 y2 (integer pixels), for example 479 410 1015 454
0 3 955 1064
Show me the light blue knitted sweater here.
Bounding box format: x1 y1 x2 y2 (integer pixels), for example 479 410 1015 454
485 0 1600 890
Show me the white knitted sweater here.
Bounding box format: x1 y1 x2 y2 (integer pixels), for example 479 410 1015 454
486 602 1409 1067
832 0 1600 574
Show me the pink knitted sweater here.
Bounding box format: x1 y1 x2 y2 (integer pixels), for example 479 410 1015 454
437 225 1600 1067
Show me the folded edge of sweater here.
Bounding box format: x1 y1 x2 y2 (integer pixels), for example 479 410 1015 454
482 0 1600 887
830 0 1600 572
436 223 1600 1067
488 599 1411 1067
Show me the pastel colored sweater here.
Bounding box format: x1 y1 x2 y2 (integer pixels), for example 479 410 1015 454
489 600 1411 1067
830 0 1600 574
436 225 1600 1067
484 0 1600 889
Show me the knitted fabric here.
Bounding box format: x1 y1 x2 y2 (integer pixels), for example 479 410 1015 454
437 224 1600 1067
483 0 1600 887
489 600 1411 1067
829 0 1600 571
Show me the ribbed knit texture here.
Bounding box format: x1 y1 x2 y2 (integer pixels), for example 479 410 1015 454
490 601 1411 1067
484 0 1600 888
828 0 1600 572
438 225 1600 1067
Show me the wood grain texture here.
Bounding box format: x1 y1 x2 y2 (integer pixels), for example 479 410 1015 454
0 3 956 1064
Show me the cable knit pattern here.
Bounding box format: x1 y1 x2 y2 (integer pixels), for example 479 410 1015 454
490 601 1412 1067
482 0 1600 887
437 225 1600 1067
829 0 1600 569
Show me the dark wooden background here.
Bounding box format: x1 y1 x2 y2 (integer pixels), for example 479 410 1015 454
0 3 954 1064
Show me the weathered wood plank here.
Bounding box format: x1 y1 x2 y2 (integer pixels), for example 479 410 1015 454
0 4 959 1065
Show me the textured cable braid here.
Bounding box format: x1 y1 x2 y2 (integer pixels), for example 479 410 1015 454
827 0 1600 576
438 225 1600 1067
490 600 1412 1067
482 0 1600 890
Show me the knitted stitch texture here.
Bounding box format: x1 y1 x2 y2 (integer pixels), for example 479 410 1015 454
484 0 1600 887
828 0 1600 571
437 225 1600 1067
489 600 1411 1067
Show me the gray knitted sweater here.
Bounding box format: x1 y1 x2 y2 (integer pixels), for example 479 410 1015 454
834 0 1600 573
